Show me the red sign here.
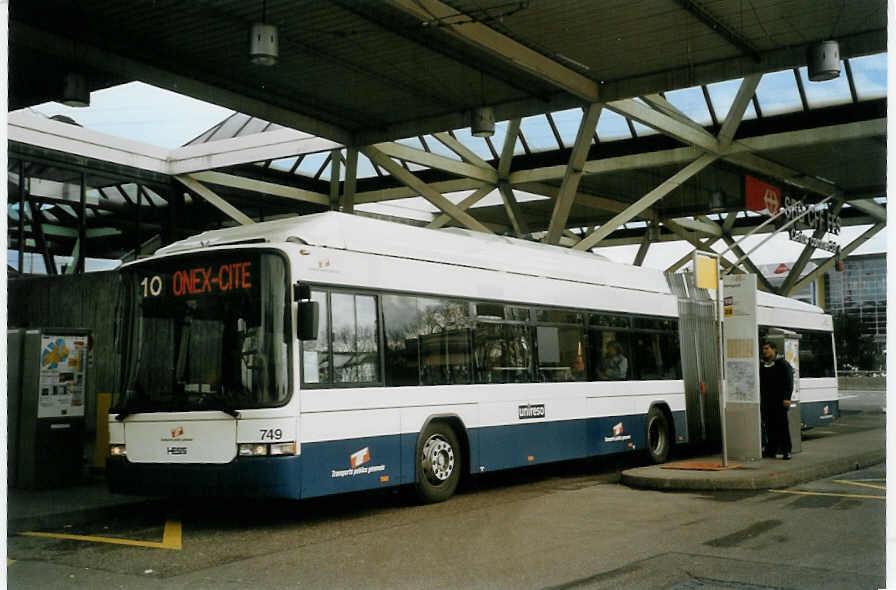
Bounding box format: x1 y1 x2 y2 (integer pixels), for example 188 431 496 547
745 175 781 216
172 262 253 296
774 263 790 274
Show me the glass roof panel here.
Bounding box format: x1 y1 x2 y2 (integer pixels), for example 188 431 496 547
519 114 559 152
356 152 378 178
663 86 713 125
269 156 298 173
488 120 526 156
754 69 803 116
451 128 494 160
596 109 632 141
706 78 758 122
798 64 853 108
632 121 658 136
296 151 329 177
550 108 584 147
396 136 425 150
850 53 887 100
421 135 461 160
238 118 272 137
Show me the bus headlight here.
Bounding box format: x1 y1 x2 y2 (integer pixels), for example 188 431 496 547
269 442 297 456
238 443 269 456
237 442 297 456
109 444 127 456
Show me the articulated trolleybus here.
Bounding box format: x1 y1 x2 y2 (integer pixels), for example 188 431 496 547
107 212 837 502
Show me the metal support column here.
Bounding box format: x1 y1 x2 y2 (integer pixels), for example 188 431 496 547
77 171 86 274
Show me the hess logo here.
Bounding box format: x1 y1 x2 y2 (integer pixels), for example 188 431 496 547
613 422 624 436
171 426 184 438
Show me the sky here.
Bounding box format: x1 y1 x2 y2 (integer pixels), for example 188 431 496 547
12 54 888 272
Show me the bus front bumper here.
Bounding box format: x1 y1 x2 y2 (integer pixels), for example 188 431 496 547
106 455 302 499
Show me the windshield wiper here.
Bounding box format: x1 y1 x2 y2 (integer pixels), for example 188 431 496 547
199 392 241 418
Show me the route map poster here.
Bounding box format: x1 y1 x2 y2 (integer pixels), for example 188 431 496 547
723 274 759 403
38 335 87 418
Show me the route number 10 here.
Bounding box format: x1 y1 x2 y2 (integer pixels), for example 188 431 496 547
141 275 163 297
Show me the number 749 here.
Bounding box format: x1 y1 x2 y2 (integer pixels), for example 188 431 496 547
259 428 283 440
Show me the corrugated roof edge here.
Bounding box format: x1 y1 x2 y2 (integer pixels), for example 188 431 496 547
153 212 674 294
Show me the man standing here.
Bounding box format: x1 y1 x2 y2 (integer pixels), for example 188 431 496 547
760 341 794 460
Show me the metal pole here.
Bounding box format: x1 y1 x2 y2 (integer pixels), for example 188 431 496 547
135 184 142 259
717 255 727 467
18 160 25 272
78 171 87 273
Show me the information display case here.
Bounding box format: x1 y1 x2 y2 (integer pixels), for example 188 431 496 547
8 328 90 489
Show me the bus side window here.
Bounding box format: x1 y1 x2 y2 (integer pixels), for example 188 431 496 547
630 326 680 380
418 298 473 386
535 309 586 382
474 322 532 384
382 294 420 386
332 293 380 384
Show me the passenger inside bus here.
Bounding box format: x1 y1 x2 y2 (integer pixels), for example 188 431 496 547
599 341 629 380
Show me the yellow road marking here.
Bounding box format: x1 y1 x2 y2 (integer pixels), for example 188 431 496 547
769 490 884 501
20 519 182 550
811 430 835 434
832 479 886 491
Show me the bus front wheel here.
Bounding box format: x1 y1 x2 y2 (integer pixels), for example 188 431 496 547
414 423 461 503
646 407 672 464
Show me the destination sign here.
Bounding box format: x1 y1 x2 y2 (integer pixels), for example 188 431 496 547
172 262 252 296
138 260 254 298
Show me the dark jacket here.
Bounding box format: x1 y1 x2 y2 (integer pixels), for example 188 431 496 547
759 357 794 409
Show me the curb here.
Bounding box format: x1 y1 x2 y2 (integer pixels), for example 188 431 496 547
620 449 886 491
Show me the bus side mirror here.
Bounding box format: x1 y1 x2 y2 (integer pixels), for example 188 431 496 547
298 300 319 341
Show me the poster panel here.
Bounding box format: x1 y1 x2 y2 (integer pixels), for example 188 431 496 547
37 335 88 418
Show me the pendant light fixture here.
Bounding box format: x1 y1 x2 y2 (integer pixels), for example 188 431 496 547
250 0 279 66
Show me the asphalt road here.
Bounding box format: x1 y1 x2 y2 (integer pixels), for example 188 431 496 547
8 413 885 590
838 388 886 413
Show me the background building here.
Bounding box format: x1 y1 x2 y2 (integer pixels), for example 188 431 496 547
822 252 886 371
764 253 886 371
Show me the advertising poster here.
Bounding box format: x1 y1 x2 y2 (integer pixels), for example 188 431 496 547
38 335 87 418
784 339 800 403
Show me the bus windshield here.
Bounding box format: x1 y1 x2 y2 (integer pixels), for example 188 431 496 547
114 251 291 415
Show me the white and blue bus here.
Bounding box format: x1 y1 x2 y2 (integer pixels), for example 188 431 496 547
107 212 836 502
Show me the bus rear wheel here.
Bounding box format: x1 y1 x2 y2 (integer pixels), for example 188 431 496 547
414 423 461 503
646 407 672 464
